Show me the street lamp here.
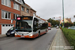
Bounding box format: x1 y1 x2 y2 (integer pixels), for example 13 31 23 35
62 0 64 28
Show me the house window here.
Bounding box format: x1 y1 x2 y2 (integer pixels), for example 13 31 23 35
1 0 11 7
2 11 4 18
5 12 8 18
7 0 11 6
8 13 11 18
21 6 24 11
2 0 4 4
14 3 20 10
2 10 11 19
33 13 36 16
14 14 19 19
26 9 29 13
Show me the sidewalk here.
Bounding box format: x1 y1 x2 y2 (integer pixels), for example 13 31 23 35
0 34 6 38
49 29 71 50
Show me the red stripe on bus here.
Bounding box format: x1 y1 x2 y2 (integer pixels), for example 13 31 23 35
40 31 46 35
15 35 34 38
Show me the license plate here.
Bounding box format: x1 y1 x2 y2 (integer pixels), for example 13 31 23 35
7 33 10 35
21 36 24 37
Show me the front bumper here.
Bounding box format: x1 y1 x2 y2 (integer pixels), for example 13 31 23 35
6 33 15 36
15 35 34 38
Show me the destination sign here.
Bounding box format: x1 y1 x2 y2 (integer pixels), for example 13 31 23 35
22 17 33 20
17 16 33 20
23 17 30 20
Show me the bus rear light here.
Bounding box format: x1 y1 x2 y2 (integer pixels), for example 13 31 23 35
17 17 21 20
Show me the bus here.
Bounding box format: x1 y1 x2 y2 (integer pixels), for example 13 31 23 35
15 16 48 38
48 23 51 30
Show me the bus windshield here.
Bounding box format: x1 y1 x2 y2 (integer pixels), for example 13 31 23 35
16 20 32 32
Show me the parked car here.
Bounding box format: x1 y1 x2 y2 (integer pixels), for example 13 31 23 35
6 27 15 37
68 27 70 29
68 26 75 30
56 26 59 29
48 27 51 30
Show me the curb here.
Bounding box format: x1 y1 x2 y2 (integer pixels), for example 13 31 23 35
0 34 6 38
49 29 58 50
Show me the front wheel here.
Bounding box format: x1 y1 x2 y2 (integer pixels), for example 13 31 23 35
38 31 40 36
6 35 10 37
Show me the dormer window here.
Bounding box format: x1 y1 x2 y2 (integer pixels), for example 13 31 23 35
33 13 36 16
21 6 24 11
26 9 29 13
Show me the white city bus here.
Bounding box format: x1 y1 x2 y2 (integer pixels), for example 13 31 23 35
15 16 48 38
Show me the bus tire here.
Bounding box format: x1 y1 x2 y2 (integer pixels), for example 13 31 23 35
38 31 40 36
45 30 47 34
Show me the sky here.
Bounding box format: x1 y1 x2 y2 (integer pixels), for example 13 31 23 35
25 0 75 22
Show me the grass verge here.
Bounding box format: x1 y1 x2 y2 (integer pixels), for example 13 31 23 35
61 28 75 50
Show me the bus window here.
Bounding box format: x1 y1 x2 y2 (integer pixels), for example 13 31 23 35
16 20 32 32
33 18 39 32
40 23 48 29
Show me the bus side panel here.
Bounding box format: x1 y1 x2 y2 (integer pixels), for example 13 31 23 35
40 29 47 35
33 32 39 38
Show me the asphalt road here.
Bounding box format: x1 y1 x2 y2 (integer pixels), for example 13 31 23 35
0 28 57 50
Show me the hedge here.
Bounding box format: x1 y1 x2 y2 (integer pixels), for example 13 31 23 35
61 28 75 50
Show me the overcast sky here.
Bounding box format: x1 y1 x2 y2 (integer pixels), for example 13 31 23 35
25 0 75 22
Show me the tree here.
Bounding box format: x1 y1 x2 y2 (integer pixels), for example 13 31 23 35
63 22 74 27
47 18 60 27
73 22 75 26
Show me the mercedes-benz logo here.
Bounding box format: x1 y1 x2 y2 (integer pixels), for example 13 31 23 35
22 34 24 36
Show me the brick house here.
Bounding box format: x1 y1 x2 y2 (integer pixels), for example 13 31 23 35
21 3 36 16
30 7 36 16
21 3 30 16
0 0 25 35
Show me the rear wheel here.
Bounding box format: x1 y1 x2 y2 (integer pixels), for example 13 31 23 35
45 30 48 34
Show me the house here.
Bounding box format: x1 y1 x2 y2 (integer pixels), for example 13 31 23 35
66 18 72 23
21 3 36 16
0 0 24 35
60 18 72 24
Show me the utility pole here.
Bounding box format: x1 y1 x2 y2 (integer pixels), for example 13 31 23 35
62 0 64 28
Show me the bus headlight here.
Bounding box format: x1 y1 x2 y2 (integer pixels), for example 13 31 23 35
15 33 17 35
15 32 18 35
29 32 33 36
29 34 33 36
